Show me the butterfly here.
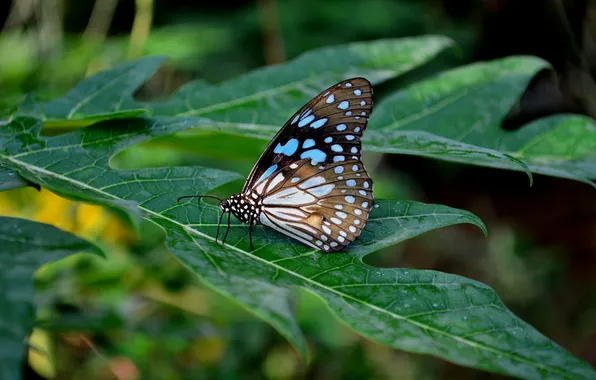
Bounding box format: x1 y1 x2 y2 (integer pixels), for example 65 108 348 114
179 78 374 252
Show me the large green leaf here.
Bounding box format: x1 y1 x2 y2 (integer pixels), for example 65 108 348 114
370 57 596 186
0 217 102 380
17 36 453 127
1 116 594 379
9 36 596 185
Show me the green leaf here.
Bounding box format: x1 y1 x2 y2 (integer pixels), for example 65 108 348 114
16 57 162 124
1 116 594 379
23 36 453 129
0 217 103 380
0 165 40 192
11 37 595 186
371 56 596 186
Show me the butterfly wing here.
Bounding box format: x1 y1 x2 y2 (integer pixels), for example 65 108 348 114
243 78 373 191
256 158 374 252
244 78 374 252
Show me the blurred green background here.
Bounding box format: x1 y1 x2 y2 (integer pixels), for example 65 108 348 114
1 0 595 379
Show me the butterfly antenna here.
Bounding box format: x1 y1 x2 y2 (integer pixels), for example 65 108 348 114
177 195 222 203
221 211 232 246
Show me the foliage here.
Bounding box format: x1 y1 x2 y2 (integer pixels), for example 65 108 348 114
0 217 102 379
1 36 595 379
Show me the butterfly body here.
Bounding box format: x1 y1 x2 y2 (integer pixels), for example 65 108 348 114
185 78 375 253
220 193 262 225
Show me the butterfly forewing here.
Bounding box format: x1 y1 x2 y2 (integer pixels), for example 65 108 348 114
243 78 373 192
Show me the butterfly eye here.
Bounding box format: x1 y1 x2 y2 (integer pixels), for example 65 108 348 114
220 200 230 210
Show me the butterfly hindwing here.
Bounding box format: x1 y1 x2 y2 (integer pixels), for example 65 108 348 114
243 78 373 192
256 158 374 252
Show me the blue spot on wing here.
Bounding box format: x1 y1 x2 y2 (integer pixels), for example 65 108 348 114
274 139 299 156
256 164 278 184
298 115 315 127
302 139 315 149
300 149 326 163
310 118 328 129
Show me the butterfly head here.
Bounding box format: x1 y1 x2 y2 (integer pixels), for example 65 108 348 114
219 199 231 212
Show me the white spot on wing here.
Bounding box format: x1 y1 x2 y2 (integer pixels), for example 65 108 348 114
299 176 326 189
255 181 267 195
263 187 316 205
331 144 343 152
267 173 285 192
308 184 335 196
345 196 355 203
336 124 346 131
337 101 349 110
266 207 307 221
326 94 335 104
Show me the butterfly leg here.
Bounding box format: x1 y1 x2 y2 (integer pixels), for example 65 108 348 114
249 219 254 251
215 211 225 244
221 211 232 246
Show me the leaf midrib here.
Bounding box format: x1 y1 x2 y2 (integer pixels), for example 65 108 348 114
176 77 319 117
65 68 137 119
0 153 576 378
